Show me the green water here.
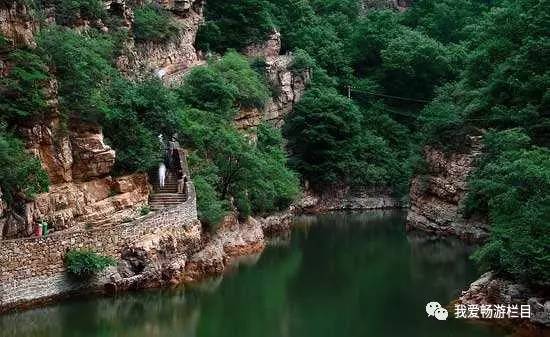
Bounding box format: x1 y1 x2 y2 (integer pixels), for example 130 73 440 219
0 211 506 337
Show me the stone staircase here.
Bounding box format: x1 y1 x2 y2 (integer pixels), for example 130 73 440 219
149 171 186 211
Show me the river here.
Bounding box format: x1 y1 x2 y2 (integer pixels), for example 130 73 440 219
0 210 506 337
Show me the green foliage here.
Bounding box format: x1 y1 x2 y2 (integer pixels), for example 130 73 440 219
179 52 269 114
466 132 550 286
402 0 491 43
38 27 116 123
284 88 402 190
290 49 316 73
0 48 49 123
65 249 116 280
0 128 50 204
133 5 180 42
422 0 549 148
102 106 161 173
139 205 151 216
196 0 274 52
380 28 457 100
54 0 106 25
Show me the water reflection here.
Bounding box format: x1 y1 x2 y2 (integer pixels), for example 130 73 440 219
0 211 506 337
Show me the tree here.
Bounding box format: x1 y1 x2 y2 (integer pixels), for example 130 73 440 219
466 131 550 287
133 5 180 42
0 128 49 204
0 48 49 123
284 88 362 188
196 0 274 52
38 27 116 123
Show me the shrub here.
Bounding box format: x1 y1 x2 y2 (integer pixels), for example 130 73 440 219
178 52 269 116
133 5 180 42
65 249 116 280
0 48 49 123
467 144 550 287
290 49 315 73
37 27 116 123
54 0 106 25
0 129 49 204
139 205 151 216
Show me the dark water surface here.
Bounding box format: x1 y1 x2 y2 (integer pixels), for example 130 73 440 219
0 211 506 337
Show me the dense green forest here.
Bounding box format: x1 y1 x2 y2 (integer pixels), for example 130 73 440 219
1 0 548 286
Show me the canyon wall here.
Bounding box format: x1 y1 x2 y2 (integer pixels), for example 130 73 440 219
0 2 153 240
406 137 489 242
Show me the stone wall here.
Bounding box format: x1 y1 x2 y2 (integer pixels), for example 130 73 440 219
406 137 489 242
0 182 199 312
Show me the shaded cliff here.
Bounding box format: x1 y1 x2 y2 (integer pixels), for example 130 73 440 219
406 136 489 242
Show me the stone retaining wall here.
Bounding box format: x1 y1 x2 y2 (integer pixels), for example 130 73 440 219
0 183 199 312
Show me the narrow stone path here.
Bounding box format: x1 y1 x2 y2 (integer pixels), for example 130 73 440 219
149 171 186 211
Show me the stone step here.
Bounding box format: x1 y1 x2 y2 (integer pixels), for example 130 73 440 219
150 204 182 211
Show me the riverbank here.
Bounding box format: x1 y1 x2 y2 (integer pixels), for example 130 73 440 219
0 210 507 337
0 188 400 314
456 272 550 336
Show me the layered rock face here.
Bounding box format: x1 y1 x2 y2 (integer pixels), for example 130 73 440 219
406 137 489 242
298 186 403 214
0 113 150 239
117 0 205 83
236 33 310 134
457 272 550 331
0 2 37 47
184 214 265 282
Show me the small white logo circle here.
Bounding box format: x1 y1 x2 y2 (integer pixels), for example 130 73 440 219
426 301 448 321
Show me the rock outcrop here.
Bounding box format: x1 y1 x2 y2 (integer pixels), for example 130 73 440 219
406 137 489 242
117 0 205 84
298 186 403 214
0 112 150 240
0 1 38 48
236 32 310 134
184 214 265 282
457 272 550 333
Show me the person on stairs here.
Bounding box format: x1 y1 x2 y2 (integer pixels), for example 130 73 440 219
158 162 167 188
158 134 167 188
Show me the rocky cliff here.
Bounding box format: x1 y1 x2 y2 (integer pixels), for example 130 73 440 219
406 137 489 242
0 109 150 239
235 32 310 135
457 272 550 333
0 2 150 239
117 0 205 84
0 1 37 47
